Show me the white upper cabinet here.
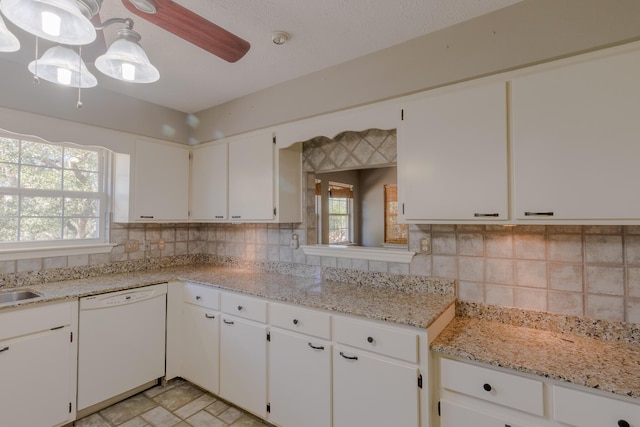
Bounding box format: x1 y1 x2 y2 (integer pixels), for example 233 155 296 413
398 81 509 222
511 47 640 221
114 139 190 222
191 142 228 221
227 132 302 223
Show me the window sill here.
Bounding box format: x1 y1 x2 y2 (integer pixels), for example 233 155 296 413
301 245 416 263
0 243 116 261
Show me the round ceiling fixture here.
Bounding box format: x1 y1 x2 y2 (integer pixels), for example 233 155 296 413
271 31 290 45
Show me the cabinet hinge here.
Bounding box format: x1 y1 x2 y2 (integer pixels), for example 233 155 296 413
70 332 73 343
401 109 404 121
189 152 193 160
267 403 271 413
418 374 423 389
267 332 271 342
69 402 72 413
402 203 405 215
437 401 440 417
272 136 276 144
273 207 277 216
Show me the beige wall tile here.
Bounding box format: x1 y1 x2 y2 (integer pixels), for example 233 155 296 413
586 266 624 295
457 281 483 303
514 234 546 260
628 268 640 298
17 258 42 273
67 255 89 267
432 233 456 255
369 260 388 273
627 298 640 324
486 284 514 307
514 288 547 311
389 262 409 275
624 235 640 266
586 294 624 322
433 255 456 278
458 257 484 282
515 260 547 288
409 254 431 276
485 233 513 258
485 258 513 285
585 235 623 265
548 234 583 263
0 260 15 274
457 233 484 256
549 263 583 292
43 256 67 270
548 291 584 316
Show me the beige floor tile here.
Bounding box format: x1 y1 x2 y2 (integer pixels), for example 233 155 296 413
74 413 111 427
186 410 228 427
229 414 272 427
217 407 243 425
174 394 217 419
100 394 157 425
144 379 187 399
119 416 150 427
205 400 230 416
140 406 182 427
152 383 204 411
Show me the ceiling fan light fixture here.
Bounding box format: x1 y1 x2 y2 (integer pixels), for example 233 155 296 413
0 15 21 52
0 0 97 45
95 28 159 83
27 45 97 88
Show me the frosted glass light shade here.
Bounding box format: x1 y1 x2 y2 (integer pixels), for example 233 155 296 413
28 46 97 88
0 0 96 45
0 15 20 52
95 29 159 83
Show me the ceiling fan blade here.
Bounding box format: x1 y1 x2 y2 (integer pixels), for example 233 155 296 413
121 0 250 63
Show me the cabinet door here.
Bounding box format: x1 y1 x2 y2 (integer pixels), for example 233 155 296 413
228 133 275 221
268 330 331 427
398 82 508 221
134 139 190 221
191 142 228 221
441 400 523 427
220 315 267 418
0 328 73 427
333 348 420 427
512 48 640 220
182 304 220 394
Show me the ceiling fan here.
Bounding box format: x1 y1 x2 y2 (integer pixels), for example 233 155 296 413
121 0 251 63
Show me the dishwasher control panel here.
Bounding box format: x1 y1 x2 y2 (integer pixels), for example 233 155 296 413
80 283 168 310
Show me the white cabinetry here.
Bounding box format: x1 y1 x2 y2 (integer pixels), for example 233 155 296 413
114 139 190 222
511 47 640 221
227 132 302 222
268 303 332 427
181 283 220 394
398 81 508 222
191 142 228 221
219 293 268 418
0 302 77 427
332 316 422 427
553 386 640 427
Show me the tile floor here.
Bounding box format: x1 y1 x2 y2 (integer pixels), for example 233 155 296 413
73 378 273 427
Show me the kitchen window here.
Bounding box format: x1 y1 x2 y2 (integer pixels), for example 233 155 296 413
327 182 354 244
0 132 110 256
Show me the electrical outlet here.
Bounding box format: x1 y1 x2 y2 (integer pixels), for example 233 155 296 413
420 237 431 254
290 233 299 249
124 240 139 253
157 239 165 251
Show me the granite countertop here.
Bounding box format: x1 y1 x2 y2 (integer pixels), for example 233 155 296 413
1 265 456 330
431 316 640 401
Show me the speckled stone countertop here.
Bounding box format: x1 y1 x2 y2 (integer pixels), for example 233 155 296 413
1 264 455 329
432 316 640 401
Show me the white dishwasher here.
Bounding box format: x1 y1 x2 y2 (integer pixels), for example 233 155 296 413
77 283 167 414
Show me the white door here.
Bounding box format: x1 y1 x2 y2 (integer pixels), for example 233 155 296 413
191 142 228 221
0 328 73 427
134 139 190 221
398 81 508 221
182 304 220 394
228 133 275 221
333 348 420 427
511 48 640 220
268 329 331 427
220 315 267 418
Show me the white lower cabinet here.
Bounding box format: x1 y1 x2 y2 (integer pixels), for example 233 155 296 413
440 400 523 427
333 347 420 427
553 386 640 427
268 329 332 427
0 302 77 427
182 304 220 394
220 314 268 418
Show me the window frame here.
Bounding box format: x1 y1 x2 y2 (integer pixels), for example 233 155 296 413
0 131 113 259
327 182 354 245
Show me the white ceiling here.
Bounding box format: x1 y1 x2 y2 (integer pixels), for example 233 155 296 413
1 0 523 113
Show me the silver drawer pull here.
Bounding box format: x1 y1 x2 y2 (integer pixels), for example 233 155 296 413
524 211 554 216
474 213 499 217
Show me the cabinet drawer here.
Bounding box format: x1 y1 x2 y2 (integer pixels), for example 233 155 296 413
270 303 331 339
553 386 640 427
221 292 267 323
333 316 418 363
441 400 524 427
0 301 74 341
184 283 220 310
440 358 544 416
